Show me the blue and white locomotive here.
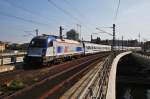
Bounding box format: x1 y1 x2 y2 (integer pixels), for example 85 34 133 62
24 34 84 65
24 34 141 66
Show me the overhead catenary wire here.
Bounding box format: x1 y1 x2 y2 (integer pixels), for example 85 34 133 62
2 0 85 30
0 11 49 26
63 0 95 30
3 0 37 16
2 0 59 24
96 28 113 36
63 0 84 18
113 0 121 23
48 0 82 24
48 0 95 39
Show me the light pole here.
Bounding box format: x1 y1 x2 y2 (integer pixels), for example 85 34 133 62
77 24 81 41
59 26 64 40
35 29 38 36
112 24 116 52
122 36 123 51
96 24 116 52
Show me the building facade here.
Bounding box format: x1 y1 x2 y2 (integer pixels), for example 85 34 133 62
66 29 79 41
0 41 5 52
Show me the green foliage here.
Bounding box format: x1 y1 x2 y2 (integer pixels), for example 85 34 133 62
7 79 24 90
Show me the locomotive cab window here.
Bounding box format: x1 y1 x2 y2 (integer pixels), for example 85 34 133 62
29 39 47 48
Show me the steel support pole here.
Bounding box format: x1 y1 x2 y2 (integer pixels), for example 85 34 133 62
112 24 115 52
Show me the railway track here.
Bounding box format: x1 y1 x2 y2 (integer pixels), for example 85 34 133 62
0 53 109 99
60 61 104 99
0 53 106 85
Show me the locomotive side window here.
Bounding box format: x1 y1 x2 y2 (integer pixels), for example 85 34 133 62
48 41 53 47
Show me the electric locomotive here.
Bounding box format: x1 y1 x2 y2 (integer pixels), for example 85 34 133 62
24 34 83 66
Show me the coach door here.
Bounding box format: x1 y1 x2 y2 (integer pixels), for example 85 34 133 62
46 41 54 56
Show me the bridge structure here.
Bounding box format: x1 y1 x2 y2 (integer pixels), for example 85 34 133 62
106 51 132 99
60 51 150 99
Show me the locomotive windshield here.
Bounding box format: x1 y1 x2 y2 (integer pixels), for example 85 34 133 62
29 39 47 48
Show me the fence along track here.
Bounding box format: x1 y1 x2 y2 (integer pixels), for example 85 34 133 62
76 55 113 99
0 53 26 66
60 60 104 99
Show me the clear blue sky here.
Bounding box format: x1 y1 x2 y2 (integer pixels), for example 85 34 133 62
0 0 149 43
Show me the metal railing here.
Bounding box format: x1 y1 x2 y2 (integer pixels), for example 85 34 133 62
78 54 114 99
0 52 26 66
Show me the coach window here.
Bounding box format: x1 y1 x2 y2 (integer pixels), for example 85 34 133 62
48 41 53 47
87 46 89 49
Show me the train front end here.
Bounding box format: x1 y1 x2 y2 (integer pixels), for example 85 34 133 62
24 35 55 66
